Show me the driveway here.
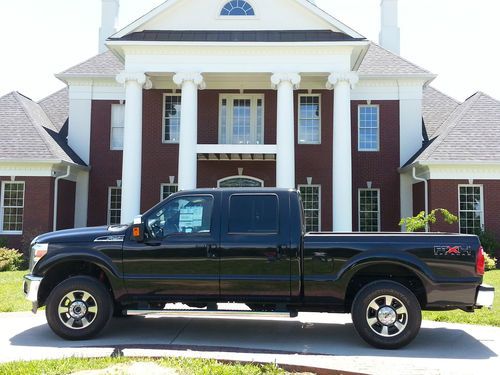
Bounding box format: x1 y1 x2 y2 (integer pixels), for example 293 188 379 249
1 309 499 375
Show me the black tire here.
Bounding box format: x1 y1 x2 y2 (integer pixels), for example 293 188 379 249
351 280 422 349
45 276 113 340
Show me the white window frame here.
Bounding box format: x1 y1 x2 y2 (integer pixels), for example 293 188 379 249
218 94 265 145
358 104 380 152
110 104 125 151
217 175 264 188
107 187 122 226
0 181 25 234
161 183 179 201
358 188 381 232
298 184 321 232
162 93 182 144
298 94 321 145
458 184 484 234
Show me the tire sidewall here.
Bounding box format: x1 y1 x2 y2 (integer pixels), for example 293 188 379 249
45 276 112 340
351 280 422 349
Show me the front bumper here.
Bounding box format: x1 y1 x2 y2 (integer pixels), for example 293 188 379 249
475 283 495 308
23 275 43 313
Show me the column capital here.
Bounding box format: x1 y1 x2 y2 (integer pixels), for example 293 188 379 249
326 71 359 90
173 72 206 89
271 73 301 90
116 71 153 89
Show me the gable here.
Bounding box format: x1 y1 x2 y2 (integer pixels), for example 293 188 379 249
113 0 363 38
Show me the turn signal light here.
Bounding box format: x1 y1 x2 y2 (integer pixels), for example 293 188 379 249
476 246 485 276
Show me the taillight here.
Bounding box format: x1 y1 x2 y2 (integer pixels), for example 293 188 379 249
476 246 485 276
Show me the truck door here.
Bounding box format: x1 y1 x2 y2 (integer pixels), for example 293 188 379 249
122 193 220 298
219 191 291 298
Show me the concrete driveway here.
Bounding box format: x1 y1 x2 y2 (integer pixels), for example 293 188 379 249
1 309 499 375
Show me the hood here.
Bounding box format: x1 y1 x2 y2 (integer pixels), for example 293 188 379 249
34 224 130 244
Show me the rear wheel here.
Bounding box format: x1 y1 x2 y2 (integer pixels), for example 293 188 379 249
46 276 113 340
351 280 421 349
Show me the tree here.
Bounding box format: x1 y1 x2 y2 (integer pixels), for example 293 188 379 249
399 209 458 233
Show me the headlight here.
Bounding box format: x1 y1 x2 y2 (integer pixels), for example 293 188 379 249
30 243 48 270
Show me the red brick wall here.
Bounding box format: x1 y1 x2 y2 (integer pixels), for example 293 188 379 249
412 181 425 216
198 161 276 188
0 177 54 251
351 100 401 231
57 179 76 230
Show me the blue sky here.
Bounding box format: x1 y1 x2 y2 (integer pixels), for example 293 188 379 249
0 0 499 102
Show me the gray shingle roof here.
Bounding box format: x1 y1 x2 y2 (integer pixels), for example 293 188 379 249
0 91 84 165
416 92 500 163
423 86 461 139
358 43 432 76
38 88 68 132
59 51 123 76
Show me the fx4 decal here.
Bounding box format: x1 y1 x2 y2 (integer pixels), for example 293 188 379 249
434 245 472 256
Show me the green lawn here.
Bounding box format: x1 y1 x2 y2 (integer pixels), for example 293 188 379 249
423 269 500 326
0 270 32 312
0 357 288 375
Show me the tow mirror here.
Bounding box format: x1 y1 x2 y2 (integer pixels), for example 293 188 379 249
131 215 144 242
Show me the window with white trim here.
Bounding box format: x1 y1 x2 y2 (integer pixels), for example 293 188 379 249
299 185 321 232
219 94 264 145
459 185 484 234
359 189 380 232
220 0 255 16
161 184 178 201
298 95 321 144
358 105 380 151
1 182 25 233
218 176 264 188
108 187 121 225
110 104 125 150
163 94 182 143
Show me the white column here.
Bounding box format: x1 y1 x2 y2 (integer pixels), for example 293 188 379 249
74 170 89 227
173 73 205 191
327 72 359 232
271 73 301 189
116 71 152 223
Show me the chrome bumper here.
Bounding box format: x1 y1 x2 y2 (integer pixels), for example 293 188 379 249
475 283 495 308
23 275 43 313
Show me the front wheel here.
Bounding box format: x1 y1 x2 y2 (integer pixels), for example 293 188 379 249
45 276 113 340
351 280 422 349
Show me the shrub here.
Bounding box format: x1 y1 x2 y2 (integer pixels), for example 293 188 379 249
475 229 500 257
0 248 24 272
485 252 498 271
399 209 458 232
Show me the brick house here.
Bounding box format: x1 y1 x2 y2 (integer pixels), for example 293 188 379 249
1 0 499 254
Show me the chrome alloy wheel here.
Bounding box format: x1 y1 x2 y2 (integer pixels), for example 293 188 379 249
58 290 98 330
366 294 408 337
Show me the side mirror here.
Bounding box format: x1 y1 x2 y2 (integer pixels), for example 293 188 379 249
131 215 144 242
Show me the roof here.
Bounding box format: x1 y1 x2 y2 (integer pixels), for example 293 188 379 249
59 51 123 77
358 43 432 76
38 88 69 132
422 86 461 139
413 92 500 163
0 91 85 165
110 29 364 43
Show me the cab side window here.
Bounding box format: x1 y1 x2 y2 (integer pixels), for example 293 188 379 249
146 195 213 240
228 194 278 233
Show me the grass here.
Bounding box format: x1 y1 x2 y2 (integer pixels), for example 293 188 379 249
423 269 500 326
0 357 289 375
0 270 32 312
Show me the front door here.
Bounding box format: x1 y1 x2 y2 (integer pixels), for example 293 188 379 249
122 193 220 299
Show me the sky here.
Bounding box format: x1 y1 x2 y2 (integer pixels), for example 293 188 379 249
0 0 499 102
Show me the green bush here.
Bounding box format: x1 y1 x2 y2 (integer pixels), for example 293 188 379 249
0 248 24 272
475 229 500 257
485 252 498 271
399 208 458 232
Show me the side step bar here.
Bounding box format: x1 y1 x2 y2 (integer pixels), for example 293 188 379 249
124 309 297 319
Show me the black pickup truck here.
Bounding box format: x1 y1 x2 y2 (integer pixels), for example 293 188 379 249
24 188 494 349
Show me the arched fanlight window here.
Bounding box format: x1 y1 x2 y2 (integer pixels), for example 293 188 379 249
220 0 255 16
217 176 263 188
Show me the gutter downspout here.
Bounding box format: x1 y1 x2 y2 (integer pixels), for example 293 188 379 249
412 166 429 232
53 165 71 231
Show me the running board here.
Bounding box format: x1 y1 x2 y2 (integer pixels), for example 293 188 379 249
124 309 296 319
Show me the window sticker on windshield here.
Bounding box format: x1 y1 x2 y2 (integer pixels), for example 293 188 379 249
179 206 203 230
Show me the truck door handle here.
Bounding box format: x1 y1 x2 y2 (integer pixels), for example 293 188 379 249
206 244 217 258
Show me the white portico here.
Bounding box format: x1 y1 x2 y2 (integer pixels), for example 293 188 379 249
106 0 370 230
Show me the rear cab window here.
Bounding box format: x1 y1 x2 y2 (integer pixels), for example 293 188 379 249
228 194 279 234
